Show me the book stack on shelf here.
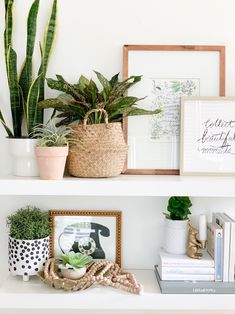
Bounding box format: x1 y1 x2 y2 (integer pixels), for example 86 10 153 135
155 212 235 294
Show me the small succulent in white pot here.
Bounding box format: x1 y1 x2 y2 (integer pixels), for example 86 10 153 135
58 251 93 280
32 121 74 180
7 206 50 281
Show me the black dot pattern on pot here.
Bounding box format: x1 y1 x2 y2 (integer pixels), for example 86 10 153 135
8 236 50 278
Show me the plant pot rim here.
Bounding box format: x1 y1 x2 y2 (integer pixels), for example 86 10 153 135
9 235 49 241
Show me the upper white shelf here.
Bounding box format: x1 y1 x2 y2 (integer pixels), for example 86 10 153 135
1 270 235 310
0 174 234 197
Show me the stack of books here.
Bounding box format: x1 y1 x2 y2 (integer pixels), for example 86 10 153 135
158 248 215 281
208 212 235 282
155 212 235 294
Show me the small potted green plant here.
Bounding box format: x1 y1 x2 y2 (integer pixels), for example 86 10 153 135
163 196 192 255
58 251 93 280
38 72 160 177
32 122 74 180
7 206 50 281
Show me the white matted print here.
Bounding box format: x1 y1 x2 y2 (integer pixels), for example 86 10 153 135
123 45 225 174
49 210 122 265
181 97 235 175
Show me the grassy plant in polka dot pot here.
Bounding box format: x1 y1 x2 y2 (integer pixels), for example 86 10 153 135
7 206 50 282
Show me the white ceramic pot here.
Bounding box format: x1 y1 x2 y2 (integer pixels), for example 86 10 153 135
8 236 50 281
163 218 189 254
60 267 86 280
8 138 39 176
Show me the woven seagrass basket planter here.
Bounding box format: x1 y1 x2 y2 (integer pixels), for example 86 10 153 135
67 109 127 178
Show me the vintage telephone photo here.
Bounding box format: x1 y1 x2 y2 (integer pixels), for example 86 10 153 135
58 222 110 259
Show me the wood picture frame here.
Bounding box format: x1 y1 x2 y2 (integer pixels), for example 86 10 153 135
180 96 235 176
49 210 122 266
123 45 225 175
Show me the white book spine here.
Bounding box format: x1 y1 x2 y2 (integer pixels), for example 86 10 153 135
160 267 215 275
159 272 214 281
213 213 230 282
223 213 235 282
207 222 223 281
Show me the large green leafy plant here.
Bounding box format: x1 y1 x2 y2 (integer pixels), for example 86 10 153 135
0 0 57 137
7 206 50 240
38 72 161 126
165 196 192 220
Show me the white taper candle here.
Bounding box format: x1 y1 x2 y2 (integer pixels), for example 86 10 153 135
198 214 207 241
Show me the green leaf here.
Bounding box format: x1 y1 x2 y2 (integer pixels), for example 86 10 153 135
120 107 161 117
26 74 42 135
0 109 13 137
4 0 13 65
77 75 90 91
19 0 40 102
37 0 57 101
94 71 111 100
7 47 21 137
109 73 119 88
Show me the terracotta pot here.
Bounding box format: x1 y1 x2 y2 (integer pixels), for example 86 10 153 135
8 138 39 176
60 267 86 280
35 146 68 180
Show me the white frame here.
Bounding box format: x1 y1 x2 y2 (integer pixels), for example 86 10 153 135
180 97 235 176
123 45 225 175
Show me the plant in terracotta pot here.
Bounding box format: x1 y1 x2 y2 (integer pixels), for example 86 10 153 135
58 251 93 280
37 72 161 177
0 0 57 176
32 122 74 180
163 196 192 255
7 206 50 282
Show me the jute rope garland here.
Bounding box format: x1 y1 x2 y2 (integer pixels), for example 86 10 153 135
38 258 143 295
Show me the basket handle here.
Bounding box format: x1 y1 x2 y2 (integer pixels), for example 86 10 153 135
83 108 109 128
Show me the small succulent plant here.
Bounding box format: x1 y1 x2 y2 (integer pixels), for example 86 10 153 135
58 251 93 270
32 121 74 147
164 196 192 220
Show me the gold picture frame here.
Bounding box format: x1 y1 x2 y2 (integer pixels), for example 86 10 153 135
49 210 122 266
123 44 226 175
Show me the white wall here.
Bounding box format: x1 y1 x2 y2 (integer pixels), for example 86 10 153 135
1 0 235 313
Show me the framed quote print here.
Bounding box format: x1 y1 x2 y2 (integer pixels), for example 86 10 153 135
49 210 122 266
122 45 225 174
181 97 235 175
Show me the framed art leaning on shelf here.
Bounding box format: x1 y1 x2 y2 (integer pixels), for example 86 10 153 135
122 45 225 175
49 210 122 266
180 97 235 175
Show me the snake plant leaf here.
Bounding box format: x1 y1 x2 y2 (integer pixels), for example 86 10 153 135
26 74 42 135
4 0 13 69
7 47 21 137
37 0 57 100
19 0 40 103
0 109 13 137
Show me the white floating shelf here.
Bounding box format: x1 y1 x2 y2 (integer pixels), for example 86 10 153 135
0 175 235 197
1 270 235 310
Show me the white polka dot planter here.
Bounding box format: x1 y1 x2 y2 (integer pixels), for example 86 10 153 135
8 236 50 281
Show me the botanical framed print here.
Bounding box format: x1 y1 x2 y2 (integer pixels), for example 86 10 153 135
181 97 235 175
49 210 122 266
123 45 225 174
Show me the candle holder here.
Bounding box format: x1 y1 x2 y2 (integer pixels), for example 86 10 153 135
198 239 207 249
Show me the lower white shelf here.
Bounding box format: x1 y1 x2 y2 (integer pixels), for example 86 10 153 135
1 269 235 310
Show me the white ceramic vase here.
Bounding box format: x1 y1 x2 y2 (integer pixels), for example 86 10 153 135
8 236 50 281
60 267 86 280
163 218 189 254
8 138 39 176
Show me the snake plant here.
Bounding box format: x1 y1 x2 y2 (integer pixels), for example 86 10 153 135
0 0 57 138
38 72 161 126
